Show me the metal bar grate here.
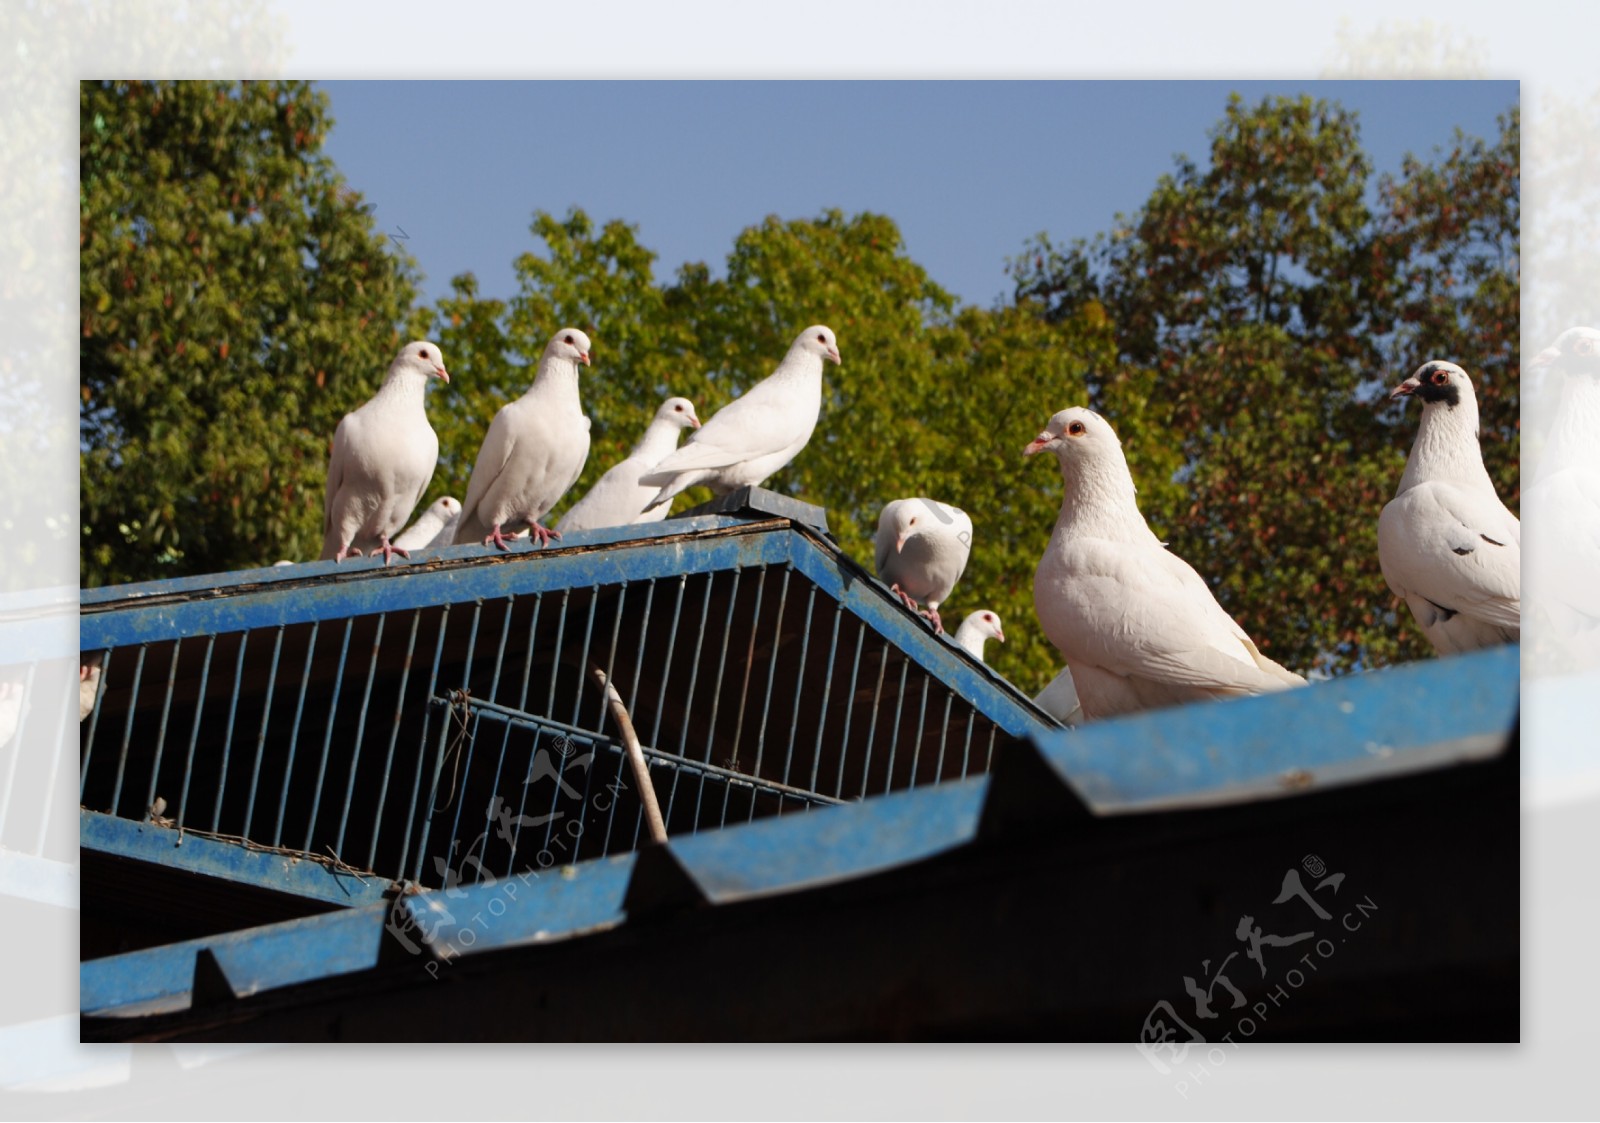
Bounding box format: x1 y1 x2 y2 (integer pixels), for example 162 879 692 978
79 526 1044 893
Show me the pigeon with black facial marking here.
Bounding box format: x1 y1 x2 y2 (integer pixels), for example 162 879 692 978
640 325 840 512
1377 360 1521 654
454 328 593 550
1028 407 1303 721
321 341 451 564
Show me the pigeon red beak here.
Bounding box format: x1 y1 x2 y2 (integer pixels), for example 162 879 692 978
434 365 450 384
1525 346 1562 370
690 416 702 429
996 628 1006 644
826 346 841 365
578 352 591 366
1023 433 1053 456
1389 377 1420 400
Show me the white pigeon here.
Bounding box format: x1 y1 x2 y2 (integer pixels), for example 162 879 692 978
320 340 450 564
393 496 462 552
874 497 973 633
0 679 22 748
80 653 103 722
953 609 1005 662
556 397 702 534
1028 407 1304 722
639 325 841 512
1033 666 1084 727
1377 360 1521 655
453 328 593 550
1524 329 1600 669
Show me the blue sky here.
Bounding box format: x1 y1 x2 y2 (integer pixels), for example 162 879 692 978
319 80 1518 312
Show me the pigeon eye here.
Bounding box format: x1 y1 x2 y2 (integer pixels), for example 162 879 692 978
1432 370 1448 385
816 333 825 343
564 335 574 344
418 347 429 360
1068 421 1087 436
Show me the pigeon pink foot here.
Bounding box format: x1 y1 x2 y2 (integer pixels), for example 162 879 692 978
526 522 561 548
923 607 944 634
889 583 921 614
375 537 411 566
484 524 519 551
333 544 364 563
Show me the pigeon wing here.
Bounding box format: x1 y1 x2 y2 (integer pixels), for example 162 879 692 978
1379 482 1521 631
323 414 351 538
458 406 519 534
559 456 649 531
872 500 905 579
640 379 804 483
1150 547 1303 684
1059 540 1303 695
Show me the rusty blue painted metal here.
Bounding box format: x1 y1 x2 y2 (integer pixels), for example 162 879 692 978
81 899 390 1017
80 809 392 907
75 493 1519 1030
661 777 988 904
79 644 1518 1024
1026 644 1519 812
78 503 1055 910
400 851 639 959
77 512 758 607
79 519 791 650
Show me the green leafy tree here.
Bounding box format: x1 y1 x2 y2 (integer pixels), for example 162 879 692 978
1010 94 1519 673
1375 110 1520 477
87 85 1515 691
675 211 1097 692
80 79 420 585
425 209 697 521
427 208 1127 693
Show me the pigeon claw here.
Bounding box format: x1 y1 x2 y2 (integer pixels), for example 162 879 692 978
890 583 921 614
376 538 411 566
484 525 519 552
528 522 560 549
923 607 944 634
333 545 364 563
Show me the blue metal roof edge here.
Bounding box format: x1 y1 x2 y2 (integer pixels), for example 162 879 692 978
81 780 994 1017
0 585 79 663
78 512 785 609
1017 644 1519 813
76 507 1057 734
80 648 1516 1019
80 810 393 908
77 521 794 650
81 900 391 1017
397 777 992 965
